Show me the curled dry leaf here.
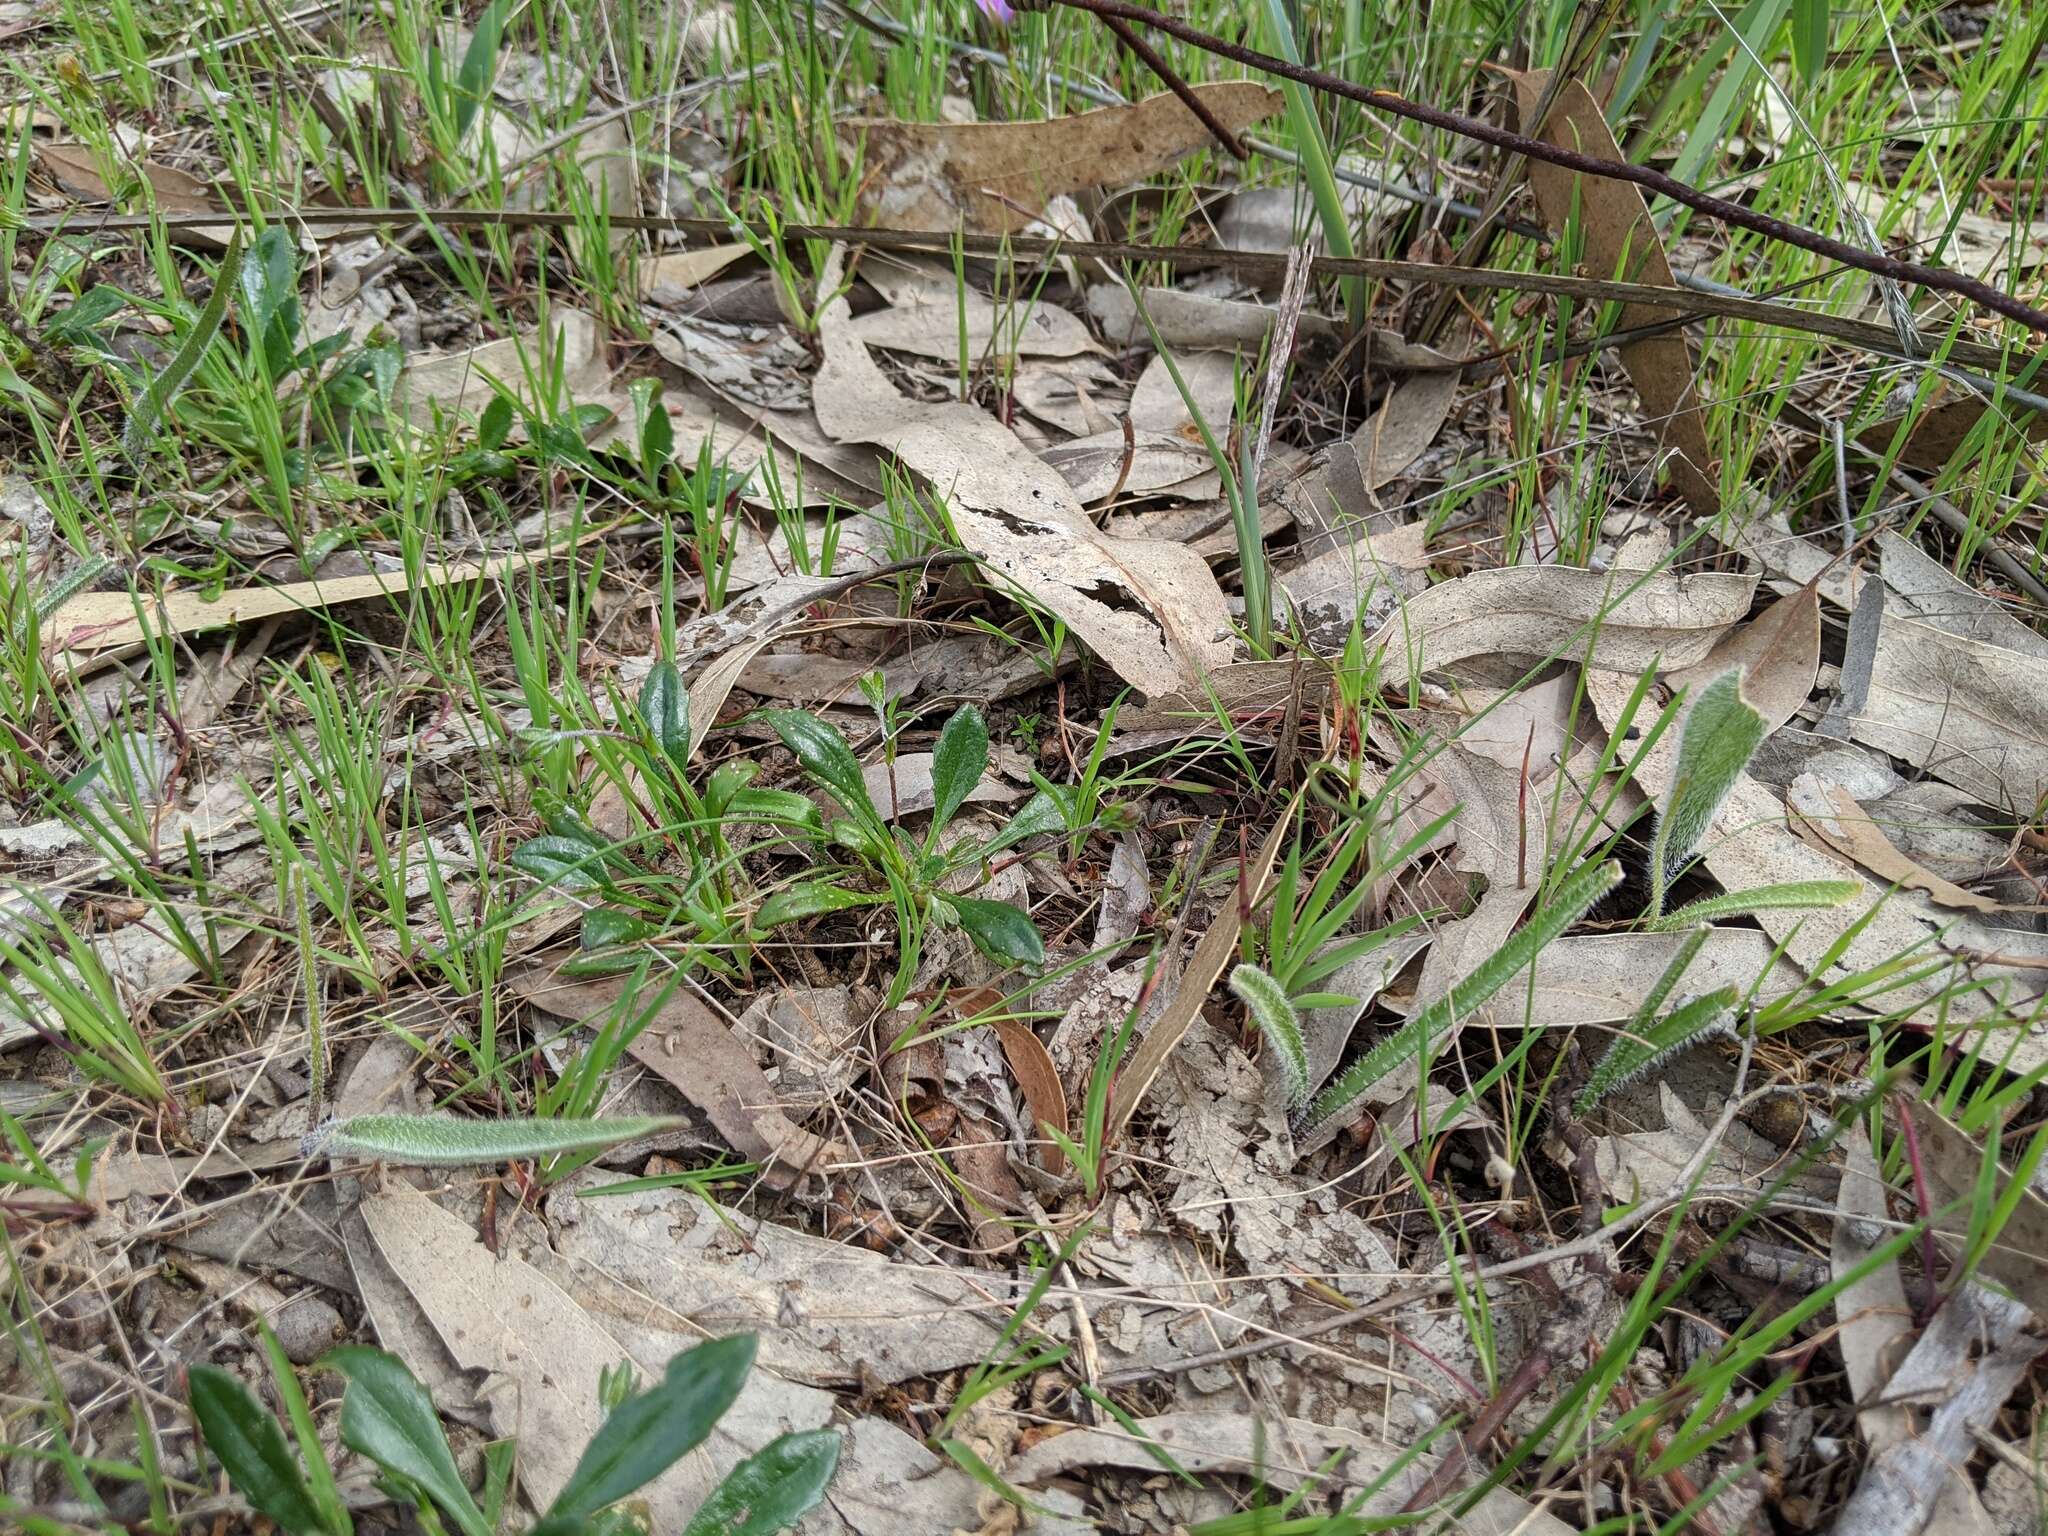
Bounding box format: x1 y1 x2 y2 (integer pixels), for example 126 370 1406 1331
845 85 1281 234
1664 580 1822 735
811 249 1234 698
1506 71 1718 514
991 1018 1069 1175
509 963 841 1179
1367 561 1756 692
1787 773 2004 912
358 1182 835 1522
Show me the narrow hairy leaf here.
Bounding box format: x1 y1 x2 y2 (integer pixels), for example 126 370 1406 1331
547 1336 758 1521
1647 879 1860 931
189 1366 328 1535
1649 671 1767 918
928 704 990 840
1573 988 1740 1115
302 1113 681 1166
1230 964 1310 1109
682 1428 843 1535
123 233 244 463
1307 860 1622 1126
324 1349 489 1536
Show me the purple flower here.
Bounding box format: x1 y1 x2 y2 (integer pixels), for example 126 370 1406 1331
974 0 1014 21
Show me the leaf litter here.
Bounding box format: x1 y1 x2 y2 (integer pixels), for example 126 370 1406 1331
10 5 2048 1533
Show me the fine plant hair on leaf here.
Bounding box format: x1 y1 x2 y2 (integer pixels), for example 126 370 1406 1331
1306 859 1622 1127
1230 963 1310 1109
1573 988 1741 1116
122 233 245 464
301 1113 683 1166
1647 879 1860 931
1648 670 1767 920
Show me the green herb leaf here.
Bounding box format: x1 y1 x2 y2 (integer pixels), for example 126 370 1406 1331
758 710 875 823
547 1336 759 1522
682 1427 842 1535
452 0 508 139
1650 671 1767 919
511 834 610 892
754 880 885 930
122 233 244 464
947 896 1044 968
188 1365 330 1535
639 660 692 771
1790 0 1828 82
928 705 989 840
1647 879 1860 931
478 392 514 451
324 1348 490 1536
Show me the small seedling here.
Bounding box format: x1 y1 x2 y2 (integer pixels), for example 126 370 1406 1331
190 1327 838 1536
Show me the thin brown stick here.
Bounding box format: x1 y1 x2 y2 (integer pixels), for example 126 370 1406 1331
1096 12 1248 159
1013 0 2048 336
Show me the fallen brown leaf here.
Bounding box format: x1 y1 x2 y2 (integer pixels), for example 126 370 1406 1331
812 248 1235 698
846 85 1282 233
1507 72 1719 514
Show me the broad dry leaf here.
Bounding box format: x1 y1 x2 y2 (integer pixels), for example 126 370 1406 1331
1853 392 2048 472
1906 1097 2048 1319
46 550 540 660
850 256 1099 362
1355 366 1460 490
1508 72 1718 513
1045 347 1236 500
509 962 840 1176
1831 1123 1914 1454
1664 581 1821 734
547 1175 1057 1386
1006 1411 1574 1533
395 306 610 424
1585 671 2046 1036
642 242 753 294
812 250 1234 697
1107 812 1292 1141
1787 773 2003 912
360 1183 835 1522
1849 609 2048 812
1878 530 2048 661
35 143 233 243
1089 283 1338 351
1369 562 1755 691
992 1018 1069 1174
847 85 1281 233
